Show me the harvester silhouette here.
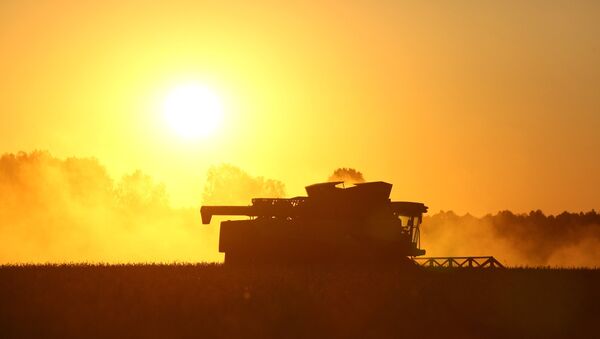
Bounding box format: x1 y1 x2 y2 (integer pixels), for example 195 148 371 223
201 181 503 267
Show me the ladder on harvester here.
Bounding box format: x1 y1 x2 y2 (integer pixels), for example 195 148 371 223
412 256 504 268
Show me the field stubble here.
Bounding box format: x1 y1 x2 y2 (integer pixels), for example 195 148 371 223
0 264 598 339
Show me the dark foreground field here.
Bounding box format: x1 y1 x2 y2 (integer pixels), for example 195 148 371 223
1 264 598 339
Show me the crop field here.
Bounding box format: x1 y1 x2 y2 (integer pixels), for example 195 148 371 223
1 264 598 339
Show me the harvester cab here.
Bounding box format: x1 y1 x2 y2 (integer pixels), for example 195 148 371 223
201 181 428 265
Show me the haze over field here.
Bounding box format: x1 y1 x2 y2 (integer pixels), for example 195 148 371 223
0 151 286 263
1 151 598 266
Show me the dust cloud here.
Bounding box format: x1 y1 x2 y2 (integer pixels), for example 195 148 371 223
0 152 283 264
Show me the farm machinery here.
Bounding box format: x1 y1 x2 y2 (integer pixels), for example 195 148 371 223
201 181 503 267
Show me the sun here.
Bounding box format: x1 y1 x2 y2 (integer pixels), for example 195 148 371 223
163 84 223 139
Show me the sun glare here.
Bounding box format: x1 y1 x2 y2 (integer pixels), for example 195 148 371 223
163 84 223 139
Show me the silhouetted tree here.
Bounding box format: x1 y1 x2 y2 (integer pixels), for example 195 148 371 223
116 170 169 212
202 164 285 205
328 168 365 184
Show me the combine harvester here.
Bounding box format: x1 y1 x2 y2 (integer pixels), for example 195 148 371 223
201 181 503 268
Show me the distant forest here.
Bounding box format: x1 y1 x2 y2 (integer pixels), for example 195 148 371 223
422 210 600 267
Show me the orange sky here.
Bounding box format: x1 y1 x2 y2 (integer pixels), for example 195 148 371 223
1 0 599 215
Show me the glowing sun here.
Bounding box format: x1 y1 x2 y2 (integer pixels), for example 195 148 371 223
163 84 223 139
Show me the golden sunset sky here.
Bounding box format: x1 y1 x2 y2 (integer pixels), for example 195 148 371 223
1 0 599 215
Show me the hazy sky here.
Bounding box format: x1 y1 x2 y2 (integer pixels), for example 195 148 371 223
1 0 599 215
